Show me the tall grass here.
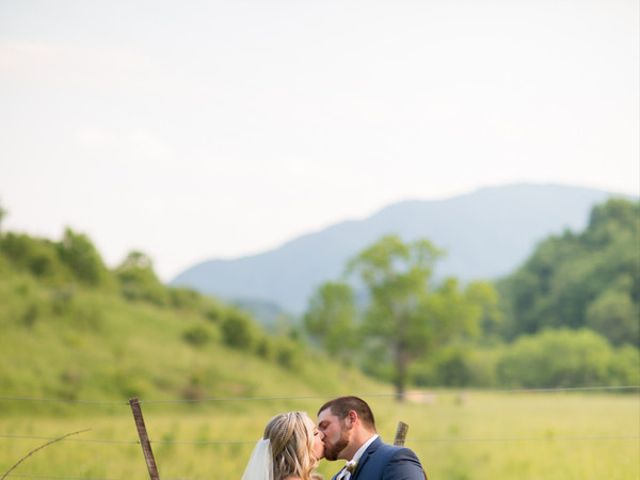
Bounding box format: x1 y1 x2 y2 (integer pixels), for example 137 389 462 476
0 270 381 417
1 245 638 479
1 392 638 480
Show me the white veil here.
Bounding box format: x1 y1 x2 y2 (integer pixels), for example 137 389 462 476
241 438 274 480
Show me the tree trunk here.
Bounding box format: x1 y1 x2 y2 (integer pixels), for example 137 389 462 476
394 343 408 402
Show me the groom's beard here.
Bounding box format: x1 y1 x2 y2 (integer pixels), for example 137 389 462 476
323 431 349 461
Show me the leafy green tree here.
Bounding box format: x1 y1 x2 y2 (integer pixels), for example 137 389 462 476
585 198 639 247
183 325 213 347
116 251 167 305
496 329 615 388
57 228 108 286
420 278 496 345
405 279 500 384
608 345 640 385
586 287 639 347
464 280 503 339
347 235 444 400
342 236 500 398
410 343 501 388
304 281 357 363
499 198 639 341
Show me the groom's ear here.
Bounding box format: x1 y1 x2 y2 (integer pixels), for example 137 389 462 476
346 409 358 428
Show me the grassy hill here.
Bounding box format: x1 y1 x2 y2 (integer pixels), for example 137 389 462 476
0 232 383 416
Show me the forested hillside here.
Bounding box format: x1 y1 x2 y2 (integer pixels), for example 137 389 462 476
498 198 639 345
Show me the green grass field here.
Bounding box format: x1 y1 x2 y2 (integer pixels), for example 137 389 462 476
1 252 638 479
1 391 638 480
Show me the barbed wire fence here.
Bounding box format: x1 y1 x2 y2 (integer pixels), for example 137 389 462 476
1 385 639 480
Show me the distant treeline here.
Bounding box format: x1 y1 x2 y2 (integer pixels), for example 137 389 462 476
0 198 637 400
301 198 639 394
499 198 638 345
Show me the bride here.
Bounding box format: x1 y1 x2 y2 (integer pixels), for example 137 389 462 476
241 411 325 480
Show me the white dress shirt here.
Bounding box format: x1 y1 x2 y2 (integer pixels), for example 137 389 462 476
335 434 379 480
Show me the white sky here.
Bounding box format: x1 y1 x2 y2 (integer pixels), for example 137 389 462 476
1 0 638 281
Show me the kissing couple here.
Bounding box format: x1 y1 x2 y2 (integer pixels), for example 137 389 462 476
241 396 427 480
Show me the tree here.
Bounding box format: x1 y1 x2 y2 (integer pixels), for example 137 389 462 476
304 281 357 364
116 251 167 305
0 199 6 235
2 233 69 282
464 280 503 339
419 278 500 345
57 228 108 286
347 235 444 401
498 198 639 339
496 329 615 388
586 287 639 347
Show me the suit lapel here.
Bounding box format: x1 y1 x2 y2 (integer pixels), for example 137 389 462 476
350 437 382 480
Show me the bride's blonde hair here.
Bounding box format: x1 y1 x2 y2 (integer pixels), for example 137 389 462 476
264 411 317 480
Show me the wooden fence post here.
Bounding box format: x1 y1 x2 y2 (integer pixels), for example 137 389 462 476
129 397 160 480
393 421 427 480
393 421 409 446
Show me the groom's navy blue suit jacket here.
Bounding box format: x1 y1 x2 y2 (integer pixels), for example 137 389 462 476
332 437 426 480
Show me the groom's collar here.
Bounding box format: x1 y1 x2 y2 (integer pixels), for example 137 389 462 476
348 436 381 480
348 434 379 464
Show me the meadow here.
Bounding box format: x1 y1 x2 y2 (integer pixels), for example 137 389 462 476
1 390 638 480
1 227 638 480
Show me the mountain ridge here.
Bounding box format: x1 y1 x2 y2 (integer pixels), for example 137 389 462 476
172 183 630 314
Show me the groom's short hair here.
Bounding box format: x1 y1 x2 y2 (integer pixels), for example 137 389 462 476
318 396 376 430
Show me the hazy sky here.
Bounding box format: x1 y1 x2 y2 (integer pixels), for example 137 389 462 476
1 0 638 280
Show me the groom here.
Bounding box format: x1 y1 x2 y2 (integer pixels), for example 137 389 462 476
317 396 427 480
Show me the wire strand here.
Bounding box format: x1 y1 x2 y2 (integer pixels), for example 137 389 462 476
0 397 128 405
0 385 637 405
1 433 637 446
5 475 196 480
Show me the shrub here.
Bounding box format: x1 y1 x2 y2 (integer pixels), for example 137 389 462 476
1 233 70 283
57 228 108 286
586 288 639 347
273 338 300 370
203 306 222 323
608 345 640 385
433 346 474 387
255 337 273 359
410 344 500 388
183 325 213 347
497 329 613 388
221 312 255 349
169 287 201 310
116 251 168 306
